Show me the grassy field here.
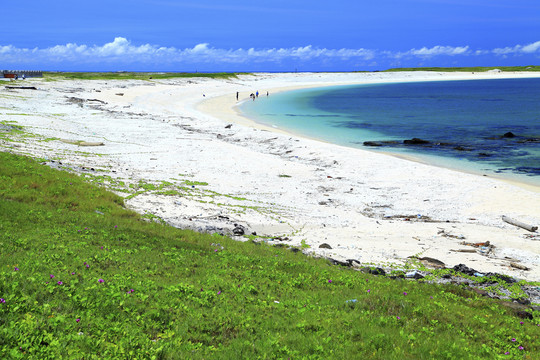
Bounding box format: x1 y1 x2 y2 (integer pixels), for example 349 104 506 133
1 123 539 359
383 65 540 72
43 72 249 81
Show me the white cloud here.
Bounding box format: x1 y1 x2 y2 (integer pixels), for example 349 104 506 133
1 38 539 69
493 40 540 55
398 45 470 58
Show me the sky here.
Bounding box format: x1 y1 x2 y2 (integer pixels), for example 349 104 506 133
1 0 540 72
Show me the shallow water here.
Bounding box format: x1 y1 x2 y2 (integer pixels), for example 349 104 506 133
240 78 540 185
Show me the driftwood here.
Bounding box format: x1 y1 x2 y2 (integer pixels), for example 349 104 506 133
502 215 538 232
60 139 104 146
5 86 37 90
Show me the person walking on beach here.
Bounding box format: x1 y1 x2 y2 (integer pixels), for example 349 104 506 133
236 92 239 101
256 91 259 98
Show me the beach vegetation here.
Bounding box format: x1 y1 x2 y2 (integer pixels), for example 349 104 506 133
383 65 540 72
43 72 251 81
1 150 538 358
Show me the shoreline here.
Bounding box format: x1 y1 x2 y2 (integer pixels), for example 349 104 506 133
2 71 539 281
198 73 540 192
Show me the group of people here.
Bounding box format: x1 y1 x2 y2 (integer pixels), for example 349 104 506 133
236 90 268 101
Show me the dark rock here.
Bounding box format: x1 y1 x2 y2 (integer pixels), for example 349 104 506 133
471 288 490 297
290 248 301 253
403 138 430 145
452 264 477 276
513 298 531 306
502 132 516 138
363 141 383 147
484 272 516 284
442 274 452 279
499 301 533 319
232 225 246 236
319 243 332 249
347 259 361 266
361 267 386 276
454 146 472 151
225 124 233 129
329 258 351 267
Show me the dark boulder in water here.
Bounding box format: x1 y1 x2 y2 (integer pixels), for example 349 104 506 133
403 138 430 145
363 141 383 147
503 132 516 138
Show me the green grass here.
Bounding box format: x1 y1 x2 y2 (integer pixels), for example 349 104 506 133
0 151 538 359
43 72 250 81
383 65 540 72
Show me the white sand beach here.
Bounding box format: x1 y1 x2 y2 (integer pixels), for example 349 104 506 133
2 71 540 281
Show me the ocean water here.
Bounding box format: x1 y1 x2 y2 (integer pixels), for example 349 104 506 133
240 78 540 186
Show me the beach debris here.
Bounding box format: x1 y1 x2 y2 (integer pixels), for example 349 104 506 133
510 262 530 271
405 270 424 279
451 249 477 253
437 229 466 239
319 243 332 249
225 124 232 129
115 93 124 96
502 215 538 232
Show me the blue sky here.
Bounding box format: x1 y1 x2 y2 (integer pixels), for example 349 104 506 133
2 0 539 71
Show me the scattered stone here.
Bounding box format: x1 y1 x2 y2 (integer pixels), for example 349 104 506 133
232 224 245 236
499 301 533 320
510 262 530 271
225 124 232 129
319 243 332 249
416 257 445 269
452 264 477 276
361 267 386 276
363 141 382 147
471 288 490 297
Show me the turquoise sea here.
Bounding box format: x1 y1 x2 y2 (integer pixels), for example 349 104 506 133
240 78 540 186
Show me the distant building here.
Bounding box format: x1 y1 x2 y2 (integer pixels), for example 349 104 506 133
2 70 43 78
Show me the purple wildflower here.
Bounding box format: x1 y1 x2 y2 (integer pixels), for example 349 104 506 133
98 279 104 283
505 352 510 355
519 346 524 350
367 289 371 293
0 298 5 303
403 292 407 296
50 274 55 279
57 281 63 285
217 291 221 295
396 316 401 320
76 318 80 323
86 264 90 269
511 338 516 342
114 225 117 228
328 280 332 283
71 272 75 275
519 321 524 325
14 267 19 271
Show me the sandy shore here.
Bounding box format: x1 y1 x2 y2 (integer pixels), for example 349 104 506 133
1 71 539 281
